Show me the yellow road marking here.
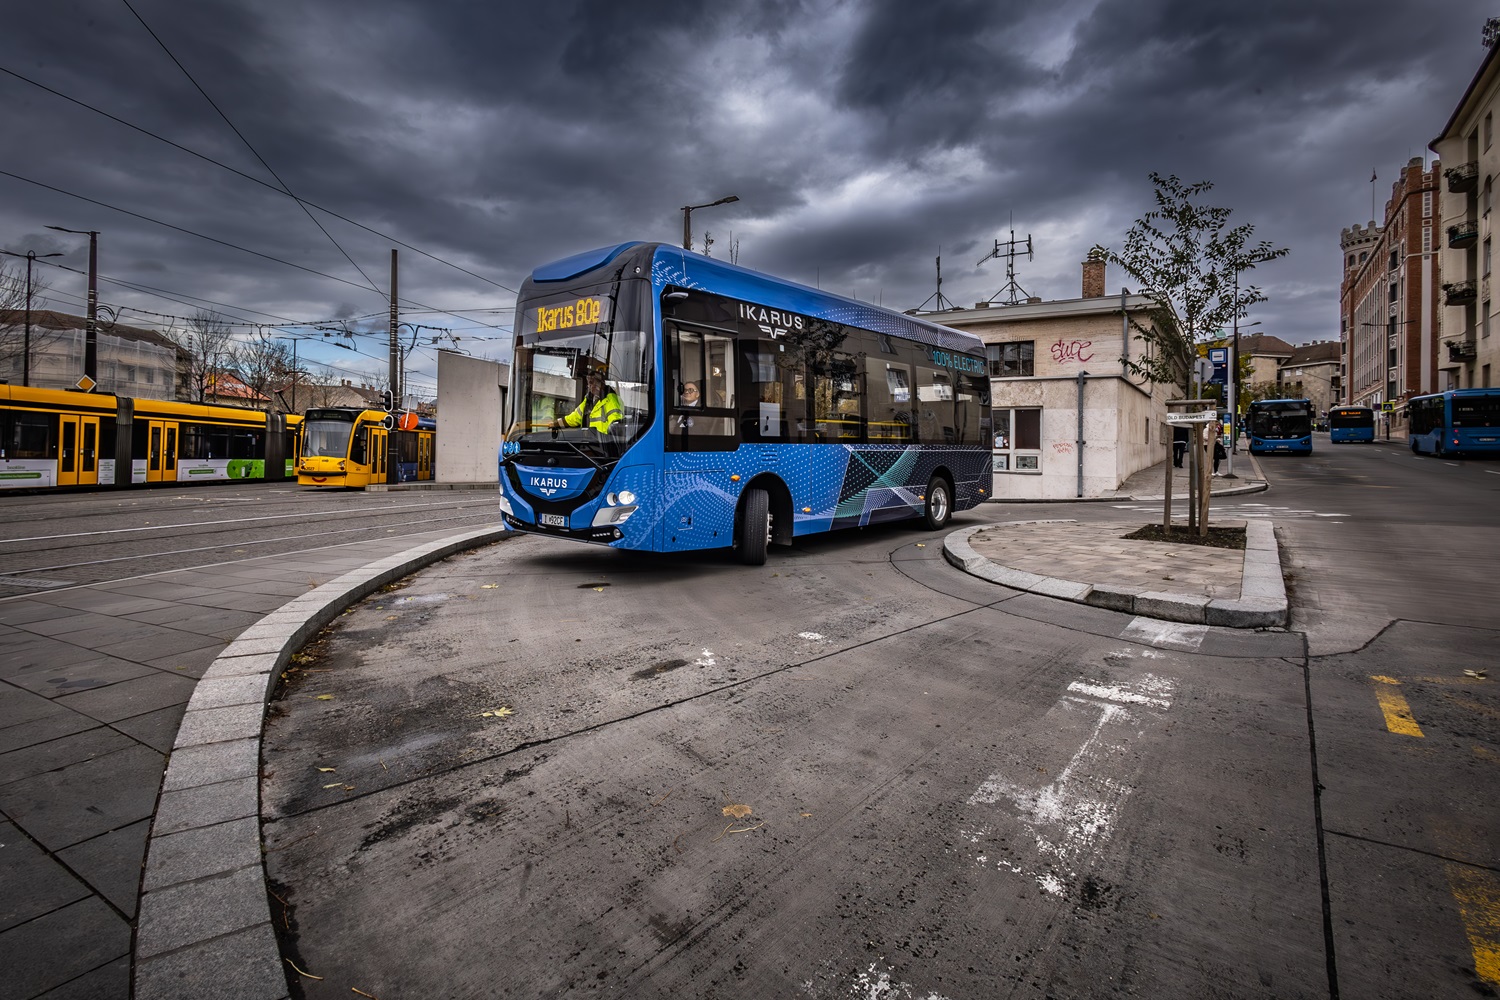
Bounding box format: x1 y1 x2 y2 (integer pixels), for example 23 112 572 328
1446 864 1500 988
1369 675 1424 738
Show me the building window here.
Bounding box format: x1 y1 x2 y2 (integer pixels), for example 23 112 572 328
1359 252 1367 263
1423 225 1432 252
1487 239 1494 277
985 341 1034 377
1487 112 1494 150
1423 190 1433 217
1485 364 1492 387
991 407 1041 472
1486 177 1494 216
1388 249 1398 271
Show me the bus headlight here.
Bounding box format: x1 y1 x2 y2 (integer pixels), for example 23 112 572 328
617 490 636 506
497 495 514 516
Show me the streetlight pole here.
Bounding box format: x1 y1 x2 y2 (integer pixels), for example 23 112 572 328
681 195 739 251
1 248 62 386
45 226 100 386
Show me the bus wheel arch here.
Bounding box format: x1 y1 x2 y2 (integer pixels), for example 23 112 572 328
923 468 954 530
742 474 794 546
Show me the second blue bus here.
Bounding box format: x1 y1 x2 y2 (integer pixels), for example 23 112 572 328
1246 398 1313 455
1329 405 1375 443
498 241 993 564
1408 389 1500 457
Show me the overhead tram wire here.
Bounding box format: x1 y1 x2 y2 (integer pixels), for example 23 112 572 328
0 169 509 335
0 63 518 296
120 0 382 297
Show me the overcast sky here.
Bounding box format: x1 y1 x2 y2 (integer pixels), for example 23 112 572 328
1 0 1493 397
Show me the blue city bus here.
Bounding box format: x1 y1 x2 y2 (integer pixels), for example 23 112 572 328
1328 405 1375 443
1246 398 1313 455
1408 389 1500 457
498 242 993 564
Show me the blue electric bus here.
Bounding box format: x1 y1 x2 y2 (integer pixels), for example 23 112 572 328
1408 389 1500 457
1328 405 1375 443
1246 398 1313 455
498 242 993 564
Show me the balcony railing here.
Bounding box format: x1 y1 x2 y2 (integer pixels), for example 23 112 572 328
1443 279 1478 304
1448 221 1479 248
1446 161 1479 193
1446 336 1478 361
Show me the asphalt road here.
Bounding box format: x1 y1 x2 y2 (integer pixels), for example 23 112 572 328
0 484 500 597
257 438 1499 999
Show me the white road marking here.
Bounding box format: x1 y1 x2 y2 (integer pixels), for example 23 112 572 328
694 648 716 667
1121 617 1208 650
798 632 826 641
961 674 1176 897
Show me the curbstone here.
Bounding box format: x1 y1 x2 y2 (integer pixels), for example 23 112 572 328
1133 591 1209 624
134 922 288 1000
173 703 266 750
143 816 261 891
1084 583 1141 613
160 738 260 793
154 776 259 836
135 864 270 959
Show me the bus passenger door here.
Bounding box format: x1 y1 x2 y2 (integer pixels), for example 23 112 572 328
58 416 79 487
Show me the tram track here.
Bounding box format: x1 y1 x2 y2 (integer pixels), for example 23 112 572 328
0 497 497 553
0 508 498 594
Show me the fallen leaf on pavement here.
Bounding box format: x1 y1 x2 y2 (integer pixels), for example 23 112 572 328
722 803 752 819
315 694 334 701
316 767 336 773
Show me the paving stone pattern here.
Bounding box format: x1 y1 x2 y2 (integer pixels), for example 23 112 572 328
0 526 500 1000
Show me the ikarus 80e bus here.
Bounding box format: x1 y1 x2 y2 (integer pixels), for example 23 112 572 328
498 242 993 564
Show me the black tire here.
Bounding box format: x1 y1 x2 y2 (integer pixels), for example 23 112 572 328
1410 439 1419 454
922 475 951 530
737 488 769 566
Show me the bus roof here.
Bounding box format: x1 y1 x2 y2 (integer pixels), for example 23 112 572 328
526 241 986 357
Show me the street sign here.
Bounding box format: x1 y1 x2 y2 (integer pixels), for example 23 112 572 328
1208 347 1228 386
75 375 96 392
1165 411 1220 423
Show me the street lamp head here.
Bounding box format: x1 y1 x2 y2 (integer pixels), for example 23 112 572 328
713 195 739 207
45 225 99 236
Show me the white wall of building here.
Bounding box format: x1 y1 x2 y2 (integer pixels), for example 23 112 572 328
435 351 508 484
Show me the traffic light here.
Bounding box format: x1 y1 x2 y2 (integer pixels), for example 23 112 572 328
380 389 394 412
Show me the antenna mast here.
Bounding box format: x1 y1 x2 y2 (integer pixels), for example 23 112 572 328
977 220 1034 305
913 249 960 311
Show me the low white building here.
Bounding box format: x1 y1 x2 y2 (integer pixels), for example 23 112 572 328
918 258 1175 500
435 350 508 484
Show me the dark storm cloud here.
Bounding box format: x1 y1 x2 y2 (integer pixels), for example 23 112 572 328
0 0 1493 391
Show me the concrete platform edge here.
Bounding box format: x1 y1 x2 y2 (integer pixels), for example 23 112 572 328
942 517 1287 629
132 525 511 1000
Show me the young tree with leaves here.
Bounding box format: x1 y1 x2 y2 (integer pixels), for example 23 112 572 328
1094 173 1288 534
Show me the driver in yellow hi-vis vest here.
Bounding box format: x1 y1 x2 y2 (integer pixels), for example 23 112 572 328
553 365 623 433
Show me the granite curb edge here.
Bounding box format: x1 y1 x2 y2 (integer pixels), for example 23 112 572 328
132 525 511 1000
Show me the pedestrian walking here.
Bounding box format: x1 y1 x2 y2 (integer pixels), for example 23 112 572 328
1213 437 1226 475
1172 425 1188 468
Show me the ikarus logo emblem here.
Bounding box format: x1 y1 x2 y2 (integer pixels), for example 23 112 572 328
739 302 806 340
528 475 569 497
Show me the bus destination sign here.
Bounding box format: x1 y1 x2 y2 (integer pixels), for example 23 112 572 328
533 296 605 333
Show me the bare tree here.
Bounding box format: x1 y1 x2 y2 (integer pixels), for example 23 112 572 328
168 309 237 402
231 329 293 407
0 259 61 382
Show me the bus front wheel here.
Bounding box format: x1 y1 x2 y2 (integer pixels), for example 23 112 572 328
923 475 952 530
737 488 770 566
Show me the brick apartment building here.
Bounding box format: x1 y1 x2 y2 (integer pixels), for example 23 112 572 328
1432 29 1500 390
1339 157 1443 410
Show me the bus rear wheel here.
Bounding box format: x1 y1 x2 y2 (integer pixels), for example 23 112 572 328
923 475 951 530
737 488 770 566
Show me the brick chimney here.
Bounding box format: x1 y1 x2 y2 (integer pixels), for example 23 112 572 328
1082 256 1106 298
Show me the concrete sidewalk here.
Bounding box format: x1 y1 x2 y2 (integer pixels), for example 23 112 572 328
0 526 507 1000
949 451 1285 627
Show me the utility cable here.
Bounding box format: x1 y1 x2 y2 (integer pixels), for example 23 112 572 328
120 0 382 296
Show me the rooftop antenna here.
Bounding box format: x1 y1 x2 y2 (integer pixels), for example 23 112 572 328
914 248 960 311
977 216 1034 305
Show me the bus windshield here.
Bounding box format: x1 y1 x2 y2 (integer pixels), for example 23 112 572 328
302 415 356 457
509 278 653 462
1250 401 1311 439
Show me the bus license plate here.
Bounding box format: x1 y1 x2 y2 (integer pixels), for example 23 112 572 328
540 513 566 527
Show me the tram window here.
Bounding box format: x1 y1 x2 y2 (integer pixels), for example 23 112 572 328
350 426 367 465
230 431 261 459
132 420 149 458
179 425 207 460
6 412 55 459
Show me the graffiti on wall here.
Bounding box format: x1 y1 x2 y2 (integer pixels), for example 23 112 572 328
1050 339 1094 364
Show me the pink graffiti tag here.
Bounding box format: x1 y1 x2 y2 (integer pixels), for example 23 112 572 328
1050 339 1094 364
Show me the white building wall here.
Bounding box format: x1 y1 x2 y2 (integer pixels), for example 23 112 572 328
435 351 509 484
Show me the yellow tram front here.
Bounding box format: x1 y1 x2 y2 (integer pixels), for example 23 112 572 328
296 406 391 487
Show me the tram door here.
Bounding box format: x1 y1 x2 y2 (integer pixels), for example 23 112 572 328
58 415 101 487
418 432 432 480
146 419 179 483
370 427 388 485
